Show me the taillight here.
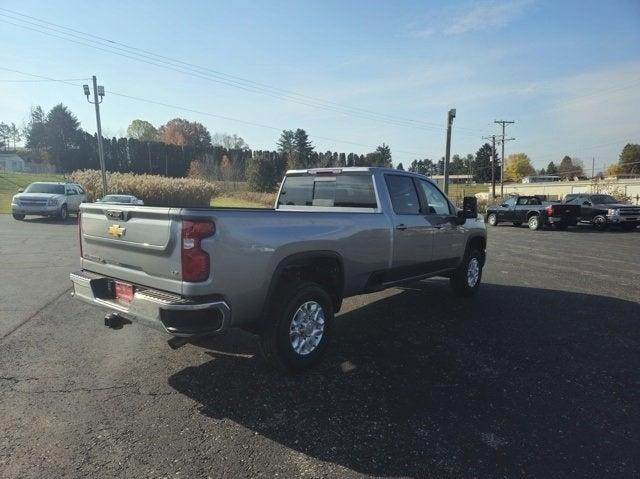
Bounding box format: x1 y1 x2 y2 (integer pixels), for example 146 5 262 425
78 211 83 258
546 205 554 216
181 220 215 282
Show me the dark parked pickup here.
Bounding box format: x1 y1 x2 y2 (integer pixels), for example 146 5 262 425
563 193 640 231
486 195 580 231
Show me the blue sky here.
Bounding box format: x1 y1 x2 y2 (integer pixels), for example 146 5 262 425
1 0 639 171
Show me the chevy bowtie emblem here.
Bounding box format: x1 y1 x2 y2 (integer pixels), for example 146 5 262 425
108 224 126 238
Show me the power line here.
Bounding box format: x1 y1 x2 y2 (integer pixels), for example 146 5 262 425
0 66 428 158
0 8 489 137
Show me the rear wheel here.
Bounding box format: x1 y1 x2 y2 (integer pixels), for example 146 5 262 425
487 213 498 226
259 281 334 373
528 214 541 231
512 221 522 227
450 248 483 297
592 215 608 231
12 213 25 220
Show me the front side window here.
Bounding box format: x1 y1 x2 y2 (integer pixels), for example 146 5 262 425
417 180 451 215
504 197 517 207
384 175 420 215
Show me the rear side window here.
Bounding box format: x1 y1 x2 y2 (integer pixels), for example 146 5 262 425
278 174 377 209
384 175 420 215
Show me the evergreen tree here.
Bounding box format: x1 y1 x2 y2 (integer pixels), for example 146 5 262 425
397 162 404 170
546 161 558 175
45 104 81 171
247 152 278 192
473 143 500 182
293 128 314 168
277 129 297 169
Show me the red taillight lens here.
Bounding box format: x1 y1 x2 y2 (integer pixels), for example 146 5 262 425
78 211 83 258
181 220 215 282
546 205 554 216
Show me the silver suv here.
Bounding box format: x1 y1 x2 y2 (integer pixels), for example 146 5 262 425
11 182 87 220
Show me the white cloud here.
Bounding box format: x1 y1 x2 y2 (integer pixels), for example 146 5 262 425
408 0 534 38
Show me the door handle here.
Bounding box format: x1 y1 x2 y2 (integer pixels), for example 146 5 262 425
395 224 407 231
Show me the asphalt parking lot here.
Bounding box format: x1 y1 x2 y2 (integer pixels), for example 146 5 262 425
1 215 639 478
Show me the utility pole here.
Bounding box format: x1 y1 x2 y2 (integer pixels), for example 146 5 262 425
444 108 456 194
592 157 595 179
495 120 514 197
483 135 497 198
83 76 107 196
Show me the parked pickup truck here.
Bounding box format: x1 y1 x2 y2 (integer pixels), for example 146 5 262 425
486 195 580 231
562 193 640 231
70 167 486 372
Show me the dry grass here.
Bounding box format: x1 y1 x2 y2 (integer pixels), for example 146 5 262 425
70 170 218 207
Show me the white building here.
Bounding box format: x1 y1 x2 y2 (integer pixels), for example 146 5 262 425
0 153 26 172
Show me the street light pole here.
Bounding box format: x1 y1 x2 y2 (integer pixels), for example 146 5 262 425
444 108 456 195
84 76 107 197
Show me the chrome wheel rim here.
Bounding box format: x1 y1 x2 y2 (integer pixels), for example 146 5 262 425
289 301 325 356
529 217 538 228
488 214 496 225
467 257 480 287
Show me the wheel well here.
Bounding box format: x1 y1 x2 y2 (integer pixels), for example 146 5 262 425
527 210 539 219
269 253 344 313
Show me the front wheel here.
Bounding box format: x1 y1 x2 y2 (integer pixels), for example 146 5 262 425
12 213 25 220
487 213 498 226
592 215 608 231
450 249 483 297
259 281 334 373
528 215 542 231
58 204 68 220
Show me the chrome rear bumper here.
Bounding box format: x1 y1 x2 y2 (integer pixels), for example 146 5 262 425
70 270 231 337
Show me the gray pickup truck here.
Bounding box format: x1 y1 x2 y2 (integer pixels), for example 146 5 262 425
70 167 487 371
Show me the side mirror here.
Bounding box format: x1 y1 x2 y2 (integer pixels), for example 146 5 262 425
17 187 23 193
500 203 508 208
457 196 478 224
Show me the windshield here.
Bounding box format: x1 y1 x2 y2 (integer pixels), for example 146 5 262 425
100 195 132 203
24 183 65 194
590 195 618 204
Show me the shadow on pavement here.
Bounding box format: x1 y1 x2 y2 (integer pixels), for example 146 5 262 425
20 215 78 225
169 281 640 478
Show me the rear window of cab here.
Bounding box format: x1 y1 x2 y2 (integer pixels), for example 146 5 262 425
278 174 377 209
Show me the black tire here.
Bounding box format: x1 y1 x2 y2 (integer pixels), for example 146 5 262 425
450 248 483 297
621 223 638 232
528 214 542 231
259 281 334 373
487 213 498 226
58 204 68 220
592 215 608 231
512 221 522 227
12 213 25 220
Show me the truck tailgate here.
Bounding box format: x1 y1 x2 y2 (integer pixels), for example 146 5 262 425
79 203 183 294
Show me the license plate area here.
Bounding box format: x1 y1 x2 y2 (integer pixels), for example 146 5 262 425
114 281 135 302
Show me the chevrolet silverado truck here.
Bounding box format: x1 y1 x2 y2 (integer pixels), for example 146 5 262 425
486 195 580 231
70 167 487 372
562 193 640 231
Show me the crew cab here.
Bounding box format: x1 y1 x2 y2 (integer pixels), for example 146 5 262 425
563 193 639 231
11 182 87 220
486 195 580 231
70 167 487 372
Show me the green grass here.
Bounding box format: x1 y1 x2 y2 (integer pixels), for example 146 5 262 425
210 196 269 208
0 171 64 214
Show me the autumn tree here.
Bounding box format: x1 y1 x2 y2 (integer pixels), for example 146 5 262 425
158 118 211 148
127 119 157 141
505 153 535 182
